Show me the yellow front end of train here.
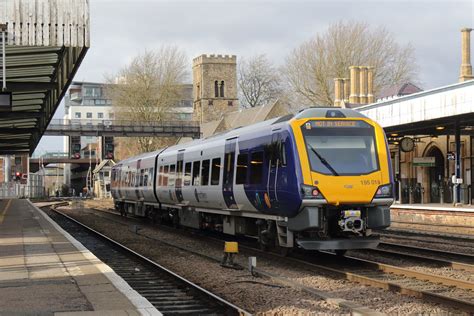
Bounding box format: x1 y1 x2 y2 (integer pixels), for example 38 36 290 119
291 115 393 206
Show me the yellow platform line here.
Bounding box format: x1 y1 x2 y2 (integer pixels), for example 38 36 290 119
0 199 12 224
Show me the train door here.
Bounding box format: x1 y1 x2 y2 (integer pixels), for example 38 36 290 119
267 131 281 209
223 137 238 209
135 159 142 200
176 150 184 203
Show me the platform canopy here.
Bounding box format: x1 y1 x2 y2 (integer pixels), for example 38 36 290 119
357 80 474 136
0 0 89 155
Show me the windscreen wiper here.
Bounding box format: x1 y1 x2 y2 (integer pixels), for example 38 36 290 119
308 145 339 176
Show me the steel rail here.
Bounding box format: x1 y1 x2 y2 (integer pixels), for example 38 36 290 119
68 205 474 313
49 207 249 316
61 205 385 316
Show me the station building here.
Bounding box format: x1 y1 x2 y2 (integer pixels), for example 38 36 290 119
334 28 474 206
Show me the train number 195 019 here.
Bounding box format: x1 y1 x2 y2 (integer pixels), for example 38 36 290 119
360 179 381 186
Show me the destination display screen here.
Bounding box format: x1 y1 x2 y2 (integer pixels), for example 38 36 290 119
304 120 371 129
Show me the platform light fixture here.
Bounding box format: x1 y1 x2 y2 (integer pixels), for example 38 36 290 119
436 126 445 130
390 133 398 136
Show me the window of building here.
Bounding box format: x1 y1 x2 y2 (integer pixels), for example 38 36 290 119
75 112 81 119
184 162 191 186
214 81 219 97
201 159 210 186
220 81 225 98
98 112 104 119
86 112 92 118
228 101 233 106
169 164 176 186
211 158 221 185
236 154 248 184
208 100 213 106
250 151 263 184
192 161 200 185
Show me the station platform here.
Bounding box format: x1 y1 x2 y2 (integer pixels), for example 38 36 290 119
390 203 474 236
0 198 160 316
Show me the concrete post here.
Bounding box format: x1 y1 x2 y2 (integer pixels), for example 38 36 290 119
342 78 350 103
349 66 360 104
460 28 474 82
4 155 10 183
333 78 343 106
359 66 368 104
367 66 375 103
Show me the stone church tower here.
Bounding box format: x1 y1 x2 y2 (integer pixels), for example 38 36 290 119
192 54 239 123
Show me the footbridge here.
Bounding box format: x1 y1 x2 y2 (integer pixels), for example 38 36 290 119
44 119 201 138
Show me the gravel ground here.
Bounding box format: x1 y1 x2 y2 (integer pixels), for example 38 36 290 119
346 249 474 282
379 233 474 256
54 204 465 315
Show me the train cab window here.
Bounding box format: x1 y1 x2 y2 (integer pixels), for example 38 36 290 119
184 162 192 186
169 164 176 186
192 161 200 185
201 159 210 185
158 166 163 186
211 158 221 185
163 166 169 186
250 151 264 184
236 154 248 184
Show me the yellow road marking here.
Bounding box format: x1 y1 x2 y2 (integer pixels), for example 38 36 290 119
0 199 12 224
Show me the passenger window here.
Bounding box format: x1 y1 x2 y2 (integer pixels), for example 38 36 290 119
158 166 163 186
143 169 148 186
140 169 145 186
211 158 221 185
236 154 248 184
169 164 176 186
250 152 263 184
149 168 154 186
192 161 200 186
184 162 192 186
281 141 287 166
201 160 210 185
163 165 169 186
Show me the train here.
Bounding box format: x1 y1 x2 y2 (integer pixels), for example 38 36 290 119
110 107 394 254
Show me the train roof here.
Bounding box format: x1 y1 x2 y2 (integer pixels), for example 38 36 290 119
114 107 371 166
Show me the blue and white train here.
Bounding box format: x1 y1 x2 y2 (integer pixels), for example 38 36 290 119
111 107 394 252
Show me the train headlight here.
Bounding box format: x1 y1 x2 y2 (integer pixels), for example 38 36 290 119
374 184 393 198
301 184 325 199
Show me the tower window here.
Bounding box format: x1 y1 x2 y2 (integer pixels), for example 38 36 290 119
228 101 233 106
208 100 213 106
220 81 225 98
214 81 219 97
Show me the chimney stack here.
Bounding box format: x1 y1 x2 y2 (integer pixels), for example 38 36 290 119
349 66 360 103
334 78 343 106
359 66 368 104
460 28 474 82
367 66 375 103
342 78 350 104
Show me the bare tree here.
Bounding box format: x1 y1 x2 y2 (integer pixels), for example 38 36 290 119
238 54 282 108
282 21 418 106
106 46 188 154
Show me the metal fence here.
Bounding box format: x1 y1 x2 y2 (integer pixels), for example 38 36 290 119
0 174 45 199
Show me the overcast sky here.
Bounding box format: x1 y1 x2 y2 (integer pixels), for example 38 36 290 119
36 0 474 154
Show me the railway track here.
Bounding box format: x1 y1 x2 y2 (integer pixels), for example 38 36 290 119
45 207 248 316
60 204 474 313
